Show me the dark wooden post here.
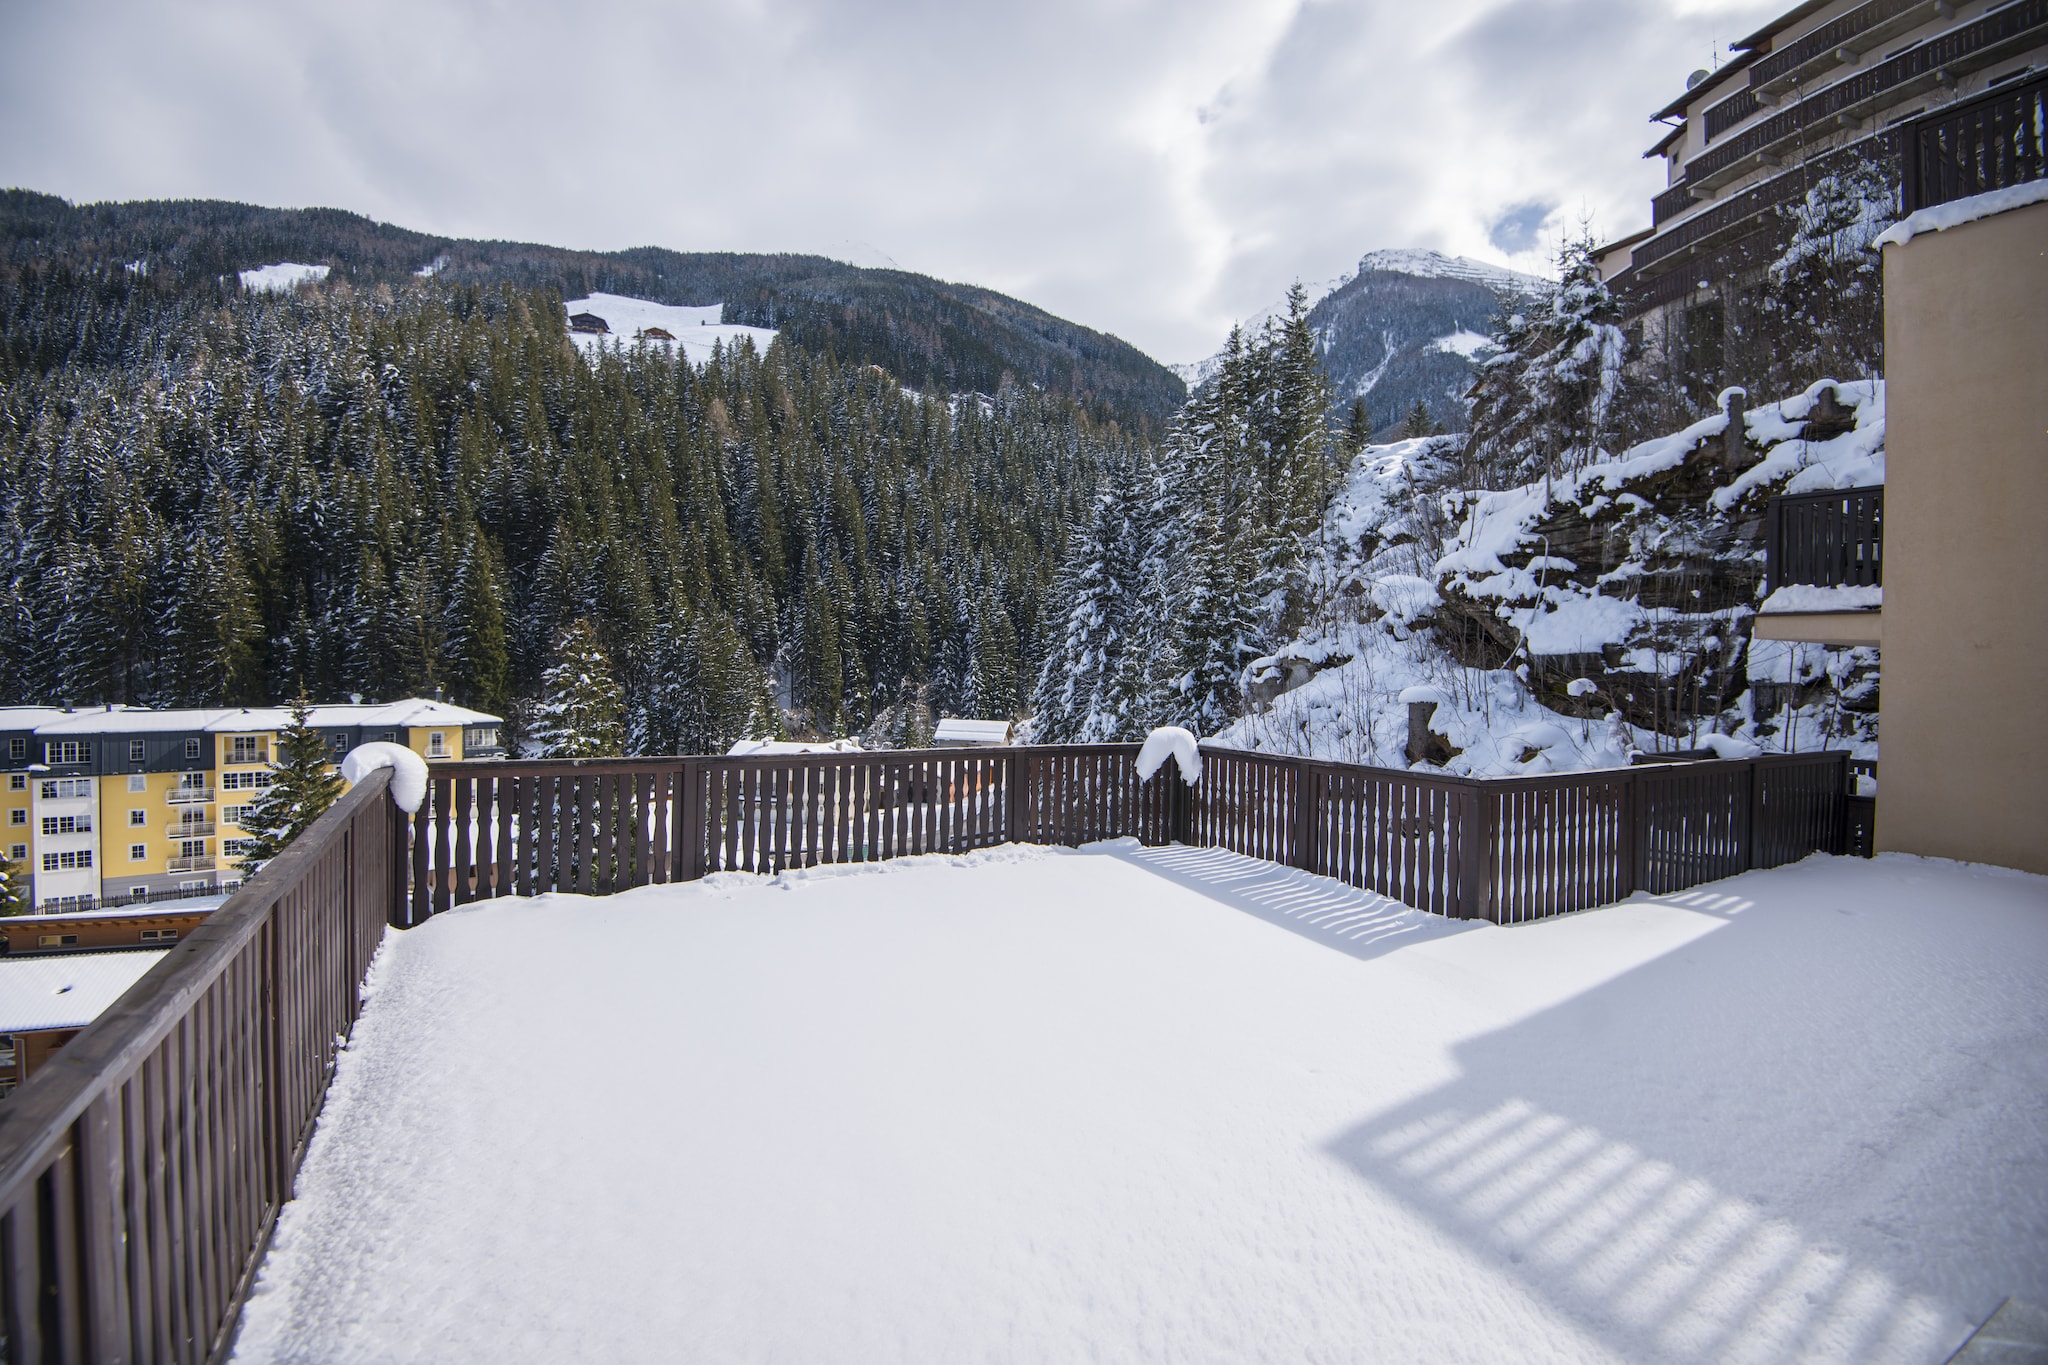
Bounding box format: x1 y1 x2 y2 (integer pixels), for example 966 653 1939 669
1614 769 1638 901
1742 759 1763 872
678 760 703 881
1457 781 1490 920
1291 759 1317 872
1006 748 1029 846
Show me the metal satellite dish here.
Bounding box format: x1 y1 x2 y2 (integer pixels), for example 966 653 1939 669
1686 69 1712 88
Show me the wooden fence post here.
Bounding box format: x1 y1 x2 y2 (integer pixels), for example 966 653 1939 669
1457 781 1490 921
1743 759 1763 872
1291 760 1315 872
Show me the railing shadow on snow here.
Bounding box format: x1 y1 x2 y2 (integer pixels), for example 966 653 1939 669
1098 839 1477 964
1321 859 2029 1365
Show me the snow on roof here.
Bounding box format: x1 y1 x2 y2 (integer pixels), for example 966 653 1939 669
725 738 866 757
0 950 167 1032
932 718 1013 743
203 700 499 732
1873 179 2048 249
0 707 76 730
14 895 228 921
239 263 330 294
33 707 227 735
563 293 779 367
19 699 500 738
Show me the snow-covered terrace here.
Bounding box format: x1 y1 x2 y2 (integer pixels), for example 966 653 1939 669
229 843 2047 1364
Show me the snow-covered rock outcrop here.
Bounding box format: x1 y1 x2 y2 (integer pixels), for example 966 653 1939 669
1215 381 1884 773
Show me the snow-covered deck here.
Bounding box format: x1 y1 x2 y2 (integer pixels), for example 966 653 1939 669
230 845 2048 1364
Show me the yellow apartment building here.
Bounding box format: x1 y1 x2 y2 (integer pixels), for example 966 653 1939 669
0 700 502 912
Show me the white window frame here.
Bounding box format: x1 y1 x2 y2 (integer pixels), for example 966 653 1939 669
129 844 148 861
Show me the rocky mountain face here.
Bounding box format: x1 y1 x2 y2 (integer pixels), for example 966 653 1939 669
1177 250 1549 438
1216 379 1884 773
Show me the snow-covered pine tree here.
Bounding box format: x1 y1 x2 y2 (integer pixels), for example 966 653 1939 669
1462 294 1541 487
235 694 346 874
1765 145 1895 387
446 518 512 720
1525 234 1627 492
0 845 25 917
1400 399 1439 440
1342 399 1373 457
1030 463 1152 743
1169 511 1266 735
532 617 626 758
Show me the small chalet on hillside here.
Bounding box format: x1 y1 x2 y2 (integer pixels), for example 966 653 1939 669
637 326 676 342
568 312 610 334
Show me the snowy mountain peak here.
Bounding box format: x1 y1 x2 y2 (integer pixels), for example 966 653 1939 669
1354 249 1550 295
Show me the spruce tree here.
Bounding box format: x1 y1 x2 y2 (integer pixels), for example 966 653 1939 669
533 618 626 758
1342 399 1373 456
0 847 25 917
236 693 346 874
1400 399 1439 440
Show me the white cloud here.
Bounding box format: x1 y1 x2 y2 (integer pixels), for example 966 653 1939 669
0 0 1779 365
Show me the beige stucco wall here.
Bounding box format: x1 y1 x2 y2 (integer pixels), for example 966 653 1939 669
1875 195 2048 873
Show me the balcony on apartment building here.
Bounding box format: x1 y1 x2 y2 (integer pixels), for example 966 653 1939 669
166 819 216 838
1615 0 2046 310
1755 485 1884 646
165 786 214 805
165 854 216 874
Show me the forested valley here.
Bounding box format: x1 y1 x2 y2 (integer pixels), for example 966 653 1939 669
0 253 1145 752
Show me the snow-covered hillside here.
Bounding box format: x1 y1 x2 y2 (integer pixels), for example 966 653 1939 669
563 292 779 365
1218 380 1885 774
239 263 330 293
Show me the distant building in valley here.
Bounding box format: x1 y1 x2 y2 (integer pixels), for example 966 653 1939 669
568 312 610 334
0 699 502 913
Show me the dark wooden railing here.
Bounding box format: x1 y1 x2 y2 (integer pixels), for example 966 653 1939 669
0 768 402 1364
1900 66 2048 212
1766 485 1884 591
0 740 1856 1359
1684 0 2048 187
410 746 1853 927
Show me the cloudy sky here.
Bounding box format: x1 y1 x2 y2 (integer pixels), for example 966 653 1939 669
0 0 1777 364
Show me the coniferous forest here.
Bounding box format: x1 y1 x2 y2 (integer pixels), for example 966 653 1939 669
0 196 1177 753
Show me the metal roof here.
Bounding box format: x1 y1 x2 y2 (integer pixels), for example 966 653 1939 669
24 699 501 738
0 950 167 1032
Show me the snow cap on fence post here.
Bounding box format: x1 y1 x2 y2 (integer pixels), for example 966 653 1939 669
1136 727 1202 785
341 742 431 813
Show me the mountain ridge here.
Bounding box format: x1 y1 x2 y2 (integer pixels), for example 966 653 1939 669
0 189 1186 431
1174 248 1553 434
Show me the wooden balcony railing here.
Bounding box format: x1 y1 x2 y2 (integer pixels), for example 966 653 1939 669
405 745 1854 928
1766 486 1884 591
1900 66 2048 212
0 768 402 1363
1684 0 2047 190
0 739 1858 1358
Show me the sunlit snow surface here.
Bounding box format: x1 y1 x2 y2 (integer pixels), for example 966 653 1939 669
232 846 2048 1364
563 291 779 364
